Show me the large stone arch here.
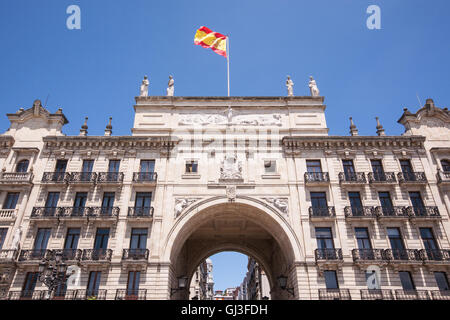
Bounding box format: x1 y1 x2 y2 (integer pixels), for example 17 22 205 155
162 196 303 300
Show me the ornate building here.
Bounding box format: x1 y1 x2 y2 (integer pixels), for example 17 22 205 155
245 257 270 300
0 89 449 300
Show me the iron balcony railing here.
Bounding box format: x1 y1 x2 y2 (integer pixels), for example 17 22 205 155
81 249 112 262
309 206 336 218
437 170 450 184
128 207 154 218
65 289 108 300
31 206 120 219
67 172 97 184
115 289 147 300
406 206 440 218
429 290 450 300
304 172 329 183
7 290 46 300
352 249 385 262
18 249 53 261
97 172 124 183
419 249 450 261
315 248 343 261
368 172 396 183
132 172 158 183
384 249 422 261
53 249 82 261
338 172 367 183
394 290 430 300
360 289 394 300
374 206 408 218
318 288 351 300
0 172 33 184
0 249 18 261
41 172 70 183
122 248 149 260
344 206 376 218
398 172 427 183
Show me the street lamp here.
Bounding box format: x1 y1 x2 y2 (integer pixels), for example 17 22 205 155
38 251 67 299
170 276 188 297
277 275 295 297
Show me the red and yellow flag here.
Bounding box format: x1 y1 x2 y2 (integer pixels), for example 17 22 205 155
194 26 227 58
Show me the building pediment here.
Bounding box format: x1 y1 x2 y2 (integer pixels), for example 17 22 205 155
6 100 68 125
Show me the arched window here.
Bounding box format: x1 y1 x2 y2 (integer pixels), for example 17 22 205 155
442 160 450 172
16 159 29 173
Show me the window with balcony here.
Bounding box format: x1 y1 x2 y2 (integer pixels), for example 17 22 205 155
355 228 372 249
0 228 7 249
399 271 415 291
16 159 29 173
420 228 438 250
409 192 425 215
342 159 355 178
307 160 322 173
348 192 363 215
127 271 141 299
185 160 198 173
3 192 19 209
140 160 155 173
400 159 413 175
378 192 393 214
264 160 276 173
371 159 385 176
434 272 450 291
324 270 339 289
22 272 39 298
134 192 152 216
87 271 102 297
311 192 327 208
130 228 148 249
55 159 67 173
316 227 334 249
442 160 450 172
108 160 120 173
34 228 51 251
387 228 405 260
101 192 115 215
81 159 94 181
73 192 88 215
64 228 80 250
44 192 60 216
94 228 110 249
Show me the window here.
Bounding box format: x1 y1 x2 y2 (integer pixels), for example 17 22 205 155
3 192 19 209
434 272 450 291
82 160 94 173
108 160 120 173
387 228 405 259
324 270 339 289
355 227 372 249
64 228 80 249
185 160 198 173
140 160 155 173
442 160 450 172
399 271 415 291
315 227 334 249
371 160 385 180
101 192 115 215
264 160 276 173
73 192 88 215
420 228 438 250
34 228 51 250
55 159 67 173
16 160 29 173
134 192 152 215
306 160 322 173
310 192 327 208
378 192 393 215
87 271 102 296
44 192 60 216
342 160 355 173
130 228 148 249
348 192 363 215
409 192 425 215
0 228 7 249
22 272 39 297
94 228 110 250
127 271 141 298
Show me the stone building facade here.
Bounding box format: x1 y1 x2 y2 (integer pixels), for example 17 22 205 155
245 257 271 300
0 94 449 300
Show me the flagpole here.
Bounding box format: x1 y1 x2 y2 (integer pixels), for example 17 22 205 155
226 36 230 97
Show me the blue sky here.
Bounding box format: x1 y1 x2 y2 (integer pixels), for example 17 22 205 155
1 0 450 291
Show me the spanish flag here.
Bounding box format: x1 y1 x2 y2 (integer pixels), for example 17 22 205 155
194 26 227 58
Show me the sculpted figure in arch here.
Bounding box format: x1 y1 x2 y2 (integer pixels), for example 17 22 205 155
140 75 149 97
309 76 320 97
220 155 242 180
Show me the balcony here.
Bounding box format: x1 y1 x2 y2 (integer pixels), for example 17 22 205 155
97 172 124 184
304 172 329 185
30 207 59 219
368 172 396 184
374 206 409 221
18 249 53 262
0 250 19 263
338 172 366 185
352 249 385 265
7 290 46 300
65 289 108 300
81 249 112 263
384 249 422 264
53 249 82 261
132 172 158 185
315 248 343 261
41 172 69 183
398 172 427 185
344 206 376 221
122 248 149 261
318 288 351 300
309 206 335 221
31 206 119 221
115 289 147 300
406 206 441 221
67 172 97 185
0 209 17 222
360 289 394 300
128 207 154 220
437 170 450 185
394 289 430 300
0 172 33 186
429 290 450 300
420 249 450 264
